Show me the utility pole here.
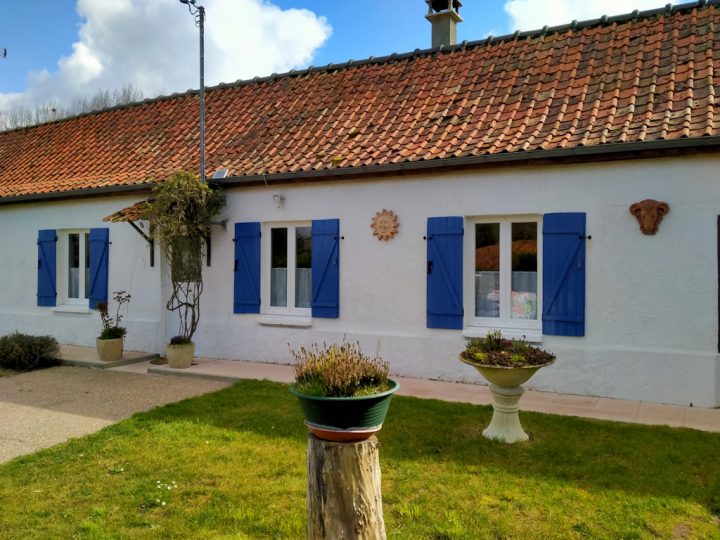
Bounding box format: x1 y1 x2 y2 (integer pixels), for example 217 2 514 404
178 0 206 183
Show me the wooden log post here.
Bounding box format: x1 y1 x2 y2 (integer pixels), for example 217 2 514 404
306 434 386 540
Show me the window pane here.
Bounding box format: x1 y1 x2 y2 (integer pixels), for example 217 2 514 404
475 223 500 318
295 227 312 309
84 233 90 299
511 222 537 320
68 234 80 299
270 228 288 307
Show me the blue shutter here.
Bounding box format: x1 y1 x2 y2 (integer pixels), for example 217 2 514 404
37 230 57 307
427 217 464 329
88 228 110 309
542 213 586 336
234 222 261 314
312 219 340 318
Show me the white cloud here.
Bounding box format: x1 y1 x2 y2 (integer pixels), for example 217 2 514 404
0 0 331 110
504 1 675 32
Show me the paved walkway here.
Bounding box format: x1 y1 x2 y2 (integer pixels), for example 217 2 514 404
0 366 228 463
118 356 720 433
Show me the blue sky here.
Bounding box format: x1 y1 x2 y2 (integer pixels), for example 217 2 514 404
0 0 673 109
0 1 509 94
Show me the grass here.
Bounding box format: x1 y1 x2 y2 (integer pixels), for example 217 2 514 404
0 380 718 539
0 367 18 377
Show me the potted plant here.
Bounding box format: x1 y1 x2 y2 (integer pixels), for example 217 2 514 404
142 171 224 369
95 290 131 362
165 335 194 369
459 331 555 443
289 341 399 442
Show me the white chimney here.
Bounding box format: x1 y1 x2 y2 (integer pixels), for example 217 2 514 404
425 0 463 48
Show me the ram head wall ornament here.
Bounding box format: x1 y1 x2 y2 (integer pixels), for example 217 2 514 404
629 199 669 235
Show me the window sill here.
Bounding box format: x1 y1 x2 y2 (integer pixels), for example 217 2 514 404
462 326 542 343
51 305 91 314
258 314 313 328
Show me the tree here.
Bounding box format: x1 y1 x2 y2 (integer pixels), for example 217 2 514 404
0 85 144 131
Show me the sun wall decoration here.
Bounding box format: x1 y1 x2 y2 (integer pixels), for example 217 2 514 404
370 209 399 241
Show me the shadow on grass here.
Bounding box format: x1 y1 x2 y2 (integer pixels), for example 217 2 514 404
137 379 720 514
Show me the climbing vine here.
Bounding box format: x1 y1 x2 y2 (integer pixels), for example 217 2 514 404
142 170 224 341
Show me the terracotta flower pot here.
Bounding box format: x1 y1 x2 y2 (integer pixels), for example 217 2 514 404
290 380 399 442
96 337 123 362
460 353 554 443
166 342 195 369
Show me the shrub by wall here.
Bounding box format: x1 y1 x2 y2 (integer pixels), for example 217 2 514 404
0 333 60 371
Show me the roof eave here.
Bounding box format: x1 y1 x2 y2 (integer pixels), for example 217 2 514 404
0 182 155 206
1 137 720 205
214 136 720 187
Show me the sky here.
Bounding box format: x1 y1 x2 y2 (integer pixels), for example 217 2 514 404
0 0 676 111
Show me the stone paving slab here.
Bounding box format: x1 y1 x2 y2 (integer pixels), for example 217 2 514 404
118 356 720 433
147 357 294 384
0 366 229 463
59 344 157 369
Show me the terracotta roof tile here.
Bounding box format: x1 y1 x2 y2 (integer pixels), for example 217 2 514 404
2 2 720 199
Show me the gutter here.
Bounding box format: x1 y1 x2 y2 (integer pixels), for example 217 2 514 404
0 182 155 206
2 136 720 205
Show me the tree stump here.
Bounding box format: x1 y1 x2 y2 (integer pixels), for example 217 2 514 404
306 434 386 540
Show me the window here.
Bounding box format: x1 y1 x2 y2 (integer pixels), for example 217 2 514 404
36 227 109 310
264 223 312 315
470 217 541 337
60 230 91 305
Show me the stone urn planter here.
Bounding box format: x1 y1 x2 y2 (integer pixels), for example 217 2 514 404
459 332 555 443
96 337 123 362
290 379 399 442
166 342 195 369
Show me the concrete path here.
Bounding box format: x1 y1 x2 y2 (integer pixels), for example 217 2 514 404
0 366 229 463
130 357 720 433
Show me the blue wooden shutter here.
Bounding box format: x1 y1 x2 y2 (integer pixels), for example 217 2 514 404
37 229 57 307
88 228 110 309
233 222 261 314
312 219 340 318
427 217 464 329
542 213 586 336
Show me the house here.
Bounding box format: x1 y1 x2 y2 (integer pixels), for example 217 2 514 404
1 1 719 407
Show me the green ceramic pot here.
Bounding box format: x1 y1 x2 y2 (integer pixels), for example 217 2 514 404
289 379 399 442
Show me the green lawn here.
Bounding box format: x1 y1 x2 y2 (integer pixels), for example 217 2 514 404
1 380 719 539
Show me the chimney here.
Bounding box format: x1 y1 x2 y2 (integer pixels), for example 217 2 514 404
425 0 463 48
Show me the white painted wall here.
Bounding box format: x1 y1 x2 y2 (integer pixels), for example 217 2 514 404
1 154 718 407
0 195 162 354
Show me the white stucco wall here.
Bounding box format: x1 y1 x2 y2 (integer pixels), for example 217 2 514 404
0 195 163 354
1 154 718 406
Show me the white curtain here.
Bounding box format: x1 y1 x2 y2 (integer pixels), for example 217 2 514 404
271 268 312 308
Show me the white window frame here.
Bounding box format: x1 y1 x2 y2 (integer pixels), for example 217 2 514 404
464 215 542 341
261 222 312 317
57 229 91 307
